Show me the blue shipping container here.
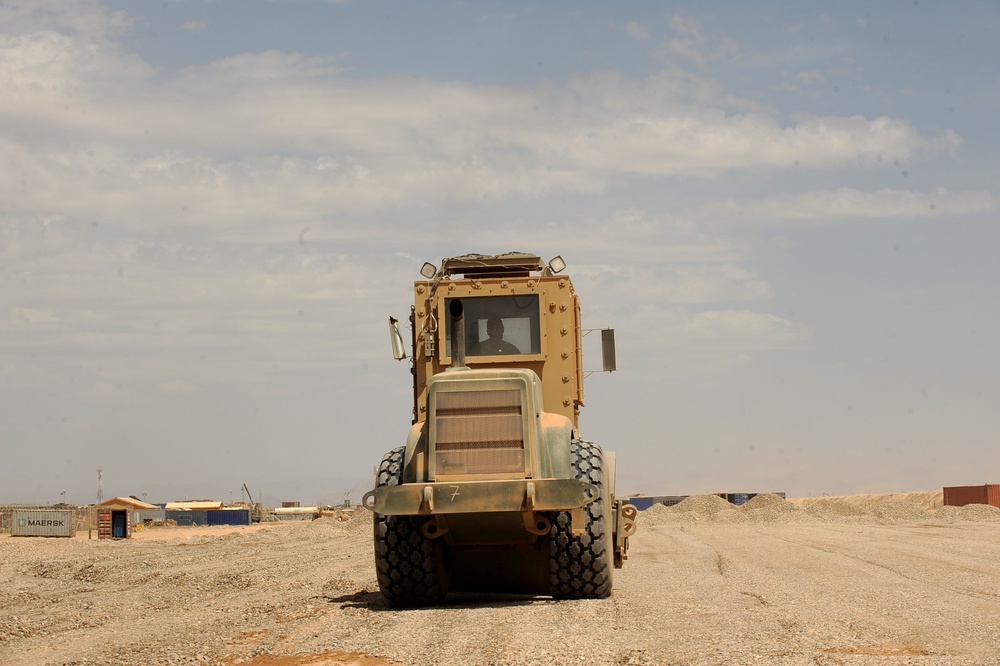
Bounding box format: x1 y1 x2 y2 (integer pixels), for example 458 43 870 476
627 497 656 511
207 509 251 526
165 510 209 526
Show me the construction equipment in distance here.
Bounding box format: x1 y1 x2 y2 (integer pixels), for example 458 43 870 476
242 484 263 523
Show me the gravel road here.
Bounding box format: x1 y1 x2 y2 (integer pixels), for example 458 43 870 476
2 493 999 666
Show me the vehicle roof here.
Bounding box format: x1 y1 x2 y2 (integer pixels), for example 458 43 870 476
439 252 544 278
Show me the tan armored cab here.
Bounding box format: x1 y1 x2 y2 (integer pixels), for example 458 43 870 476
364 252 635 606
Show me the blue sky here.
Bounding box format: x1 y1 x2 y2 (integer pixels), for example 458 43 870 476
2 1 998 506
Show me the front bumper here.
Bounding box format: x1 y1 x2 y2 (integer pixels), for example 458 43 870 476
362 478 599 516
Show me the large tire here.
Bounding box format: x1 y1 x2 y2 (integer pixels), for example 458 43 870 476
548 439 613 599
373 446 449 607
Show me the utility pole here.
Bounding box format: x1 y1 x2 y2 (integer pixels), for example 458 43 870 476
97 469 104 503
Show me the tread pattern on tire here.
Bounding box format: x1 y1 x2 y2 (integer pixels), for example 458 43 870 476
373 446 448 607
548 439 612 599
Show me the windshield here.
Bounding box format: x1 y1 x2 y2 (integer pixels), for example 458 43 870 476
445 295 541 357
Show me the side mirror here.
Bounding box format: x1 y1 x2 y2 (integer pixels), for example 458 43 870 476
389 317 407 360
601 329 616 372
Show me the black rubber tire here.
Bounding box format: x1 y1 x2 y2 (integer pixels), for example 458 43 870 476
373 446 448 607
548 439 613 599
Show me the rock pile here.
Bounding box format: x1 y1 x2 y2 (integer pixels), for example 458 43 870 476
632 490 1000 527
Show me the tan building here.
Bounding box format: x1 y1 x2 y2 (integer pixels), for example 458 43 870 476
164 500 224 511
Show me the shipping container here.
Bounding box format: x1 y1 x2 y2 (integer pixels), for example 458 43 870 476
727 493 752 506
625 495 693 510
207 509 251 526
943 484 1000 508
134 509 167 525
11 510 75 537
274 506 318 518
627 497 656 511
725 492 786 505
96 507 132 539
165 510 209 526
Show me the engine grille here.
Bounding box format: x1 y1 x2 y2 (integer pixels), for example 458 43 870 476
433 389 525 476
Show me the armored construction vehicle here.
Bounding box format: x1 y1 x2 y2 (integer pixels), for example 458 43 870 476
363 252 636 606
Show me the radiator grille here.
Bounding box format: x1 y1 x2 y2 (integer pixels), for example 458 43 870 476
434 389 525 475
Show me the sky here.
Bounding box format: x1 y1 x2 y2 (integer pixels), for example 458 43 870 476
2 1 999 506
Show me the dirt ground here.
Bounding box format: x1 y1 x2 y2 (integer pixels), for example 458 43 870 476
2 492 1000 665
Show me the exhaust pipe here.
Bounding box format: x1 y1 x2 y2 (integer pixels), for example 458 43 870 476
449 299 466 368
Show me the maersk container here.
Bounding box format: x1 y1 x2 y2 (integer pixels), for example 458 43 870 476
11 510 75 537
943 484 1000 508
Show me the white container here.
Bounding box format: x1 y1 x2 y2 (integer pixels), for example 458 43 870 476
11 510 75 537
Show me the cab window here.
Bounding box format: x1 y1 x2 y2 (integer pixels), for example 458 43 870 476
444 295 541 357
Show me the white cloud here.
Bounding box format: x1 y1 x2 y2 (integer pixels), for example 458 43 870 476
0 7 963 394
701 188 996 225
0 12 963 238
0 4 971 391
662 14 738 67
0 221 406 392
596 263 772 306
684 309 804 345
611 303 809 379
670 15 703 39
625 21 650 41
668 37 706 67
557 111 959 178
793 70 824 84
173 50 342 85
0 1 132 40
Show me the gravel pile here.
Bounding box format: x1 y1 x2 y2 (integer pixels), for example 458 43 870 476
739 492 804 524
926 505 1000 523
740 492 785 509
871 498 934 522
801 498 867 520
637 494 743 527
633 490 999 527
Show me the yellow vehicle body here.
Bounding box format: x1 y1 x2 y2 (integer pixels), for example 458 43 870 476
409 254 585 429
363 253 635 606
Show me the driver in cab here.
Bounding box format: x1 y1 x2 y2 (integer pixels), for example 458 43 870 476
470 316 520 355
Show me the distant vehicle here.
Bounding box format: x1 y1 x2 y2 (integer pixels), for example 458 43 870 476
363 252 636 606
